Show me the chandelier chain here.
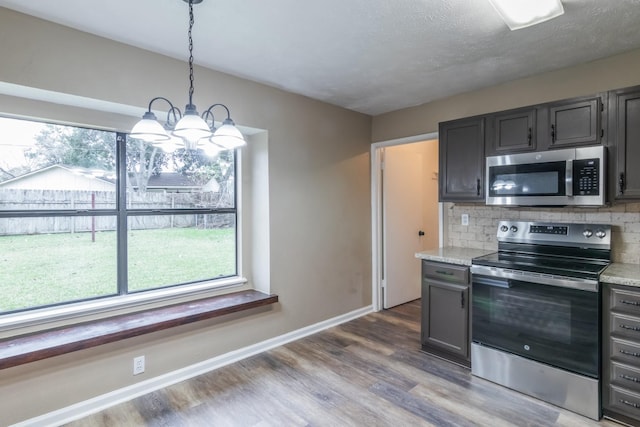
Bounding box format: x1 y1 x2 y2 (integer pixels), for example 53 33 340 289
188 0 195 105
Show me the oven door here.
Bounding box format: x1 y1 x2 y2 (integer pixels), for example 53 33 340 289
472 274 599 378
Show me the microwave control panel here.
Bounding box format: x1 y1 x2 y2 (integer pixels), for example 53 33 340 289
573 158 600 195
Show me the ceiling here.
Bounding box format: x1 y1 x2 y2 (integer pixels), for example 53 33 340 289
2 0 640 116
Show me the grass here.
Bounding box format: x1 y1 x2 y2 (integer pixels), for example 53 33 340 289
0 227 235 312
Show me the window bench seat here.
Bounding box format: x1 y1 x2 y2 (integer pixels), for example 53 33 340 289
0 290 278 370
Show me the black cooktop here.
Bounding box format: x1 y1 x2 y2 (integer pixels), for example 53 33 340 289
472 250 609 280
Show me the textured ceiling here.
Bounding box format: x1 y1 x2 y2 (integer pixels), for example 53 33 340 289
2 0 640 115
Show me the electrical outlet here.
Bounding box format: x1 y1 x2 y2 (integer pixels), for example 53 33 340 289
133 355 145 375
461 214 469 226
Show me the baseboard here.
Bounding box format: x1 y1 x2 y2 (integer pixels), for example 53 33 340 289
12 305 373 427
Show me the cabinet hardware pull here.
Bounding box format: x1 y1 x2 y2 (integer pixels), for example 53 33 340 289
435 270 454 276
527 127 532 144
621 299 640 307
620 374 640 383
619 399 640 409
620 324 640 332
620 349 640 358
476 179 481 196
461 291 465 309
551 124 556 143
620 173 626 195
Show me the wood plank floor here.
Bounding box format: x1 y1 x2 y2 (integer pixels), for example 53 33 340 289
67 300 622 427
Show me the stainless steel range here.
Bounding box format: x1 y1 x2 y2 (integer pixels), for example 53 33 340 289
470 220 611 420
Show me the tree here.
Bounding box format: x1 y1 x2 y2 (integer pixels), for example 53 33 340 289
26 124 116 170
25 122 232 197
27 124 169 192
171 148 234 207
125 138 167 193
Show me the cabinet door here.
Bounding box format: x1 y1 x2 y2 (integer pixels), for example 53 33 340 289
421 279 468 358
611 87 640 199
439 117 485 201
547 97 602 148
488 108 536 155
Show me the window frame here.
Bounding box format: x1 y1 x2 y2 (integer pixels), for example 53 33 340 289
0 125 244 334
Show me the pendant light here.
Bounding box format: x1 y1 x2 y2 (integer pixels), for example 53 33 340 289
130 0 245 152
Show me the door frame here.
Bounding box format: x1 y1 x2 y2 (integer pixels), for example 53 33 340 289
371 132 444 312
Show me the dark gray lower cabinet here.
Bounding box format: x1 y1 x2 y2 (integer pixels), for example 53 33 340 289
603 283 640 425
421 260 470 367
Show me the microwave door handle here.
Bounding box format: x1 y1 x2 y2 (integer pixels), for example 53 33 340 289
566 159 573 197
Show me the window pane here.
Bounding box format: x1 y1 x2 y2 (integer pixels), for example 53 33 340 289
0 117 117 210
0 216 118 313
125 140 235 209
127 214 236 292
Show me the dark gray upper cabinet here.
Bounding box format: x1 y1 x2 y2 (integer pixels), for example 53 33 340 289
486 107 537 156
439 117 485 202
546 97 603 149
609 86 640 200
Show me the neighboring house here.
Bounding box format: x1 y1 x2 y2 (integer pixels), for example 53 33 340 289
0 164 116 191
129 172 220 193
0 165 219 193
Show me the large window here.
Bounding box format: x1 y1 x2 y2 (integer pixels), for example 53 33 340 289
0 116 237 314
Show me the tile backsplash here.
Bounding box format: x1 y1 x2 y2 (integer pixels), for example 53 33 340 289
446 202 640 264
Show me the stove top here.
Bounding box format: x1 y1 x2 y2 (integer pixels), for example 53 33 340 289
472 250 609 280
472 221 612 282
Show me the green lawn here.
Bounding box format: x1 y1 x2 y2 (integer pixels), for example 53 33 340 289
0 227 235 312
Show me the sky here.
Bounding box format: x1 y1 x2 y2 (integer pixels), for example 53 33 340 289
0 116 46 169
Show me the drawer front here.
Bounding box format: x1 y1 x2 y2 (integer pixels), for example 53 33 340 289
612 362 640 394
612 338 640 367
609 385 640 420
422 261 468 284
611 313 640 341
611 287 640 316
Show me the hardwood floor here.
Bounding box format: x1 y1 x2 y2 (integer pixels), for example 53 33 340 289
67 300 622 427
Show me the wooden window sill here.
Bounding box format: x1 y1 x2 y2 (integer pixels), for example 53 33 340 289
0 290 278 370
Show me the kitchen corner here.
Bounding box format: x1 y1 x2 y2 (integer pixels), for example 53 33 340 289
416 238 640 424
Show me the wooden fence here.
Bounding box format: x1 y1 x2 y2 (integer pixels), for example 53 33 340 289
0 189 234 235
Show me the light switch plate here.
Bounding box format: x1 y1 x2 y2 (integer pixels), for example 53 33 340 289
461 214 469 226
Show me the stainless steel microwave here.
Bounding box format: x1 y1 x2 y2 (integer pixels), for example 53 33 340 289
486 145 606 206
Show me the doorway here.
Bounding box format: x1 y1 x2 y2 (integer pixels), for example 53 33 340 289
371 132 443 311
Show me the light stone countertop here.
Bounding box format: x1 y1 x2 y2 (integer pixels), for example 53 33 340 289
601 263 640 288
415 247 494 267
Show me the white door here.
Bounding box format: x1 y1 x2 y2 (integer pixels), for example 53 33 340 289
382 143 428 308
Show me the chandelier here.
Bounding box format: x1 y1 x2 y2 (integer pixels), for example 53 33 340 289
130 0 245 153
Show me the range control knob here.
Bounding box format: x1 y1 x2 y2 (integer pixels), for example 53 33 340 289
510 226 518 233
500 225 509 232
583 229 593 238
596 229 607 239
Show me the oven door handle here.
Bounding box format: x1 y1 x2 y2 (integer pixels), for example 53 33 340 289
473 275 511 288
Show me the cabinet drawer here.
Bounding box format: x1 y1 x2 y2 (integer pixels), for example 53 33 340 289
611 287 640 316
611 313 640 341
422 261 468 284
609 385 640 420
612 362 640 394
612 338 640 366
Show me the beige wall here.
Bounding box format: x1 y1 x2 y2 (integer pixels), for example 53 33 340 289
0 8 372 425
372 47 640 265
372 48 640 143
